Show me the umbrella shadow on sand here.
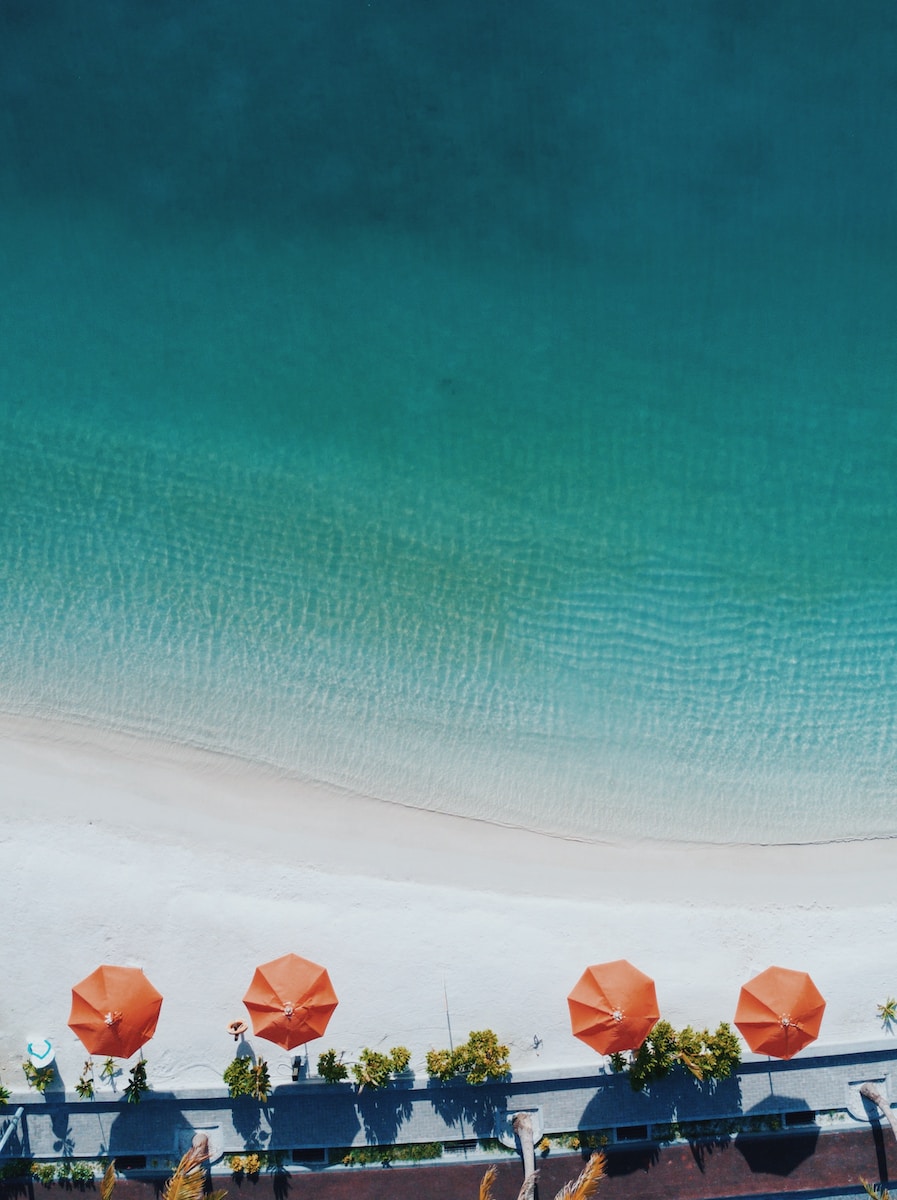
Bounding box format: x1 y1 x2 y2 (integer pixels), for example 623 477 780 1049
577 1067 744 1177
734 1096 819 1176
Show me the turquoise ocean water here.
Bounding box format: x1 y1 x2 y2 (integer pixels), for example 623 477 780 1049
2 2 896 843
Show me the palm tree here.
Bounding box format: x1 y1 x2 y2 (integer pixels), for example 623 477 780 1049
512 1112 537 1197
862 1180 891 1200
480 1148 606 1200
860 1083 897 1142
100 1141 227 1200
161 1143 227 1200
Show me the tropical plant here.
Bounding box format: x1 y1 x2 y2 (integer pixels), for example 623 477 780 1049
316 1049 349 1083
100 1161 117 1200
338 1142 442 1166
0 1160 31 1181
612 1021 741 1091
426 1030 510 1085
862 1182 891 1200
100 1058 118 1086
76 1061 96 1100
553 1152 606 1200
479 1150 606 1200
223 1055 270 1102
123 1058 149 1104
0 1077 9 1105
22 1061 56 1093
31 1162 57 1185
352 1046 411 1090
160 1146 227 1200
227 1153 261 1177
877 998 897 1030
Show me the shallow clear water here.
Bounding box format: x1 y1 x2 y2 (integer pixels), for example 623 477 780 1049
2 2 896 842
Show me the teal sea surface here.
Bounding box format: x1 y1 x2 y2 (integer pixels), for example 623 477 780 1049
2 2 896 842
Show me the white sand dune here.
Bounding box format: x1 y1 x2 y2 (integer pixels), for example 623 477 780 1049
1 713 894 1094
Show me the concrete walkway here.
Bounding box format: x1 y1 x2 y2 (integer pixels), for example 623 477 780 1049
1 1039 895 1190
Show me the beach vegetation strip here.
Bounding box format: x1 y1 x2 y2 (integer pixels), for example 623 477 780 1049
609 1020 742 1091
425 1029 511 1085
222 1055 271 1103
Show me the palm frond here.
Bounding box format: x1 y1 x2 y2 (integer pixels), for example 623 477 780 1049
516 1171 538 1200
100 1162 116 1200
554 1151 607 1200
161 1146 209 1200
861 1179 890 1200
479 1165 498 1200
678 1051 704 1081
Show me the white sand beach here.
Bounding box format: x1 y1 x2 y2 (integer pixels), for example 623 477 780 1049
1 712 894 1094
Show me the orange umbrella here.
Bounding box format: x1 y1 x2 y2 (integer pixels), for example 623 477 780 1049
69 965 163 1059
243 953 338 1051
734 966 825 1059
568 959 660 1055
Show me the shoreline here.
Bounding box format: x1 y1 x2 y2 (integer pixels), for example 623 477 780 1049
1 712 894 1093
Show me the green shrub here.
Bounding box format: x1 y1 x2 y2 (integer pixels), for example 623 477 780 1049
75 1062 95 1100
227 1152 281 1175
476 1138 517 1155
223 1055 270 1102
425 1030 510 1085
31 1162 57 1185
425 1048 456 1082
70 1161 96 1183
123 1059 149 1104
553 1130 611 1151
0 1159 30 1181
388 1045 411 1073
0 1079 9 1106
23 1061 56 1094
229 1153 261 1176
615 1020 742 1091
316 1049 349 1083
337 1142 442 1166
352 1046 412 1090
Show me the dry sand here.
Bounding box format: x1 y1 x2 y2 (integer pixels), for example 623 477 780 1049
1 713 894 1093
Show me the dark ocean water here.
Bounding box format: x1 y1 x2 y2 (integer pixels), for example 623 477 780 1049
2 1 896 841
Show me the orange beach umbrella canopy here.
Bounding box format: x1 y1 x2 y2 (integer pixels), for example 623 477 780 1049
243 953 338 1051
68 965 163 1059
734 965 826 1060
568 959 660 1055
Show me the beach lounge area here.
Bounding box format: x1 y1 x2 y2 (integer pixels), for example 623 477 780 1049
2 715 896 1196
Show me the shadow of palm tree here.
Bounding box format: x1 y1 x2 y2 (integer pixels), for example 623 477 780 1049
230 1098 271 1148
355 1085 414 1145
427 1080 510 1140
